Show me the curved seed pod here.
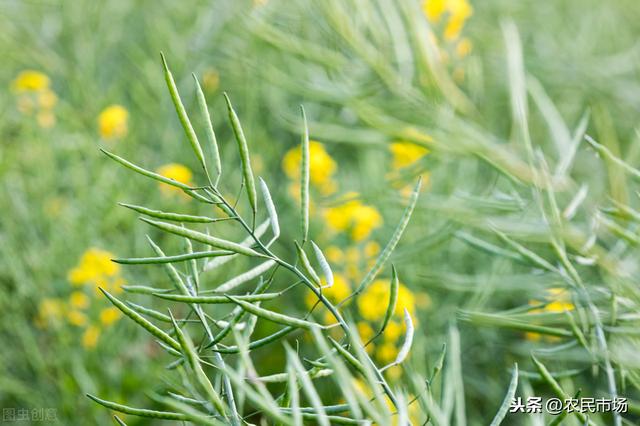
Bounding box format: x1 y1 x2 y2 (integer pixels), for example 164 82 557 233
310 241 333 287
146 236 190 296
213 326 295 354
168 312 228 417
141 217 263 257
226 295 318 330
204 220 270 271
161 53 207 176
373 265 399 342
489 364 518 426
126 301 172 322
300 106 310 242
327 338 365 374
382 308 414 372
86 394 188 420
215 260 276 293
153 292 280 304
113 250 232 265
99 288 180 352
223 93 257 215
122 285 172 295
295 242 321 286
101 149 192 190
259 177 280 239
193 74 221 184
350 177 422 302
119 202 224 223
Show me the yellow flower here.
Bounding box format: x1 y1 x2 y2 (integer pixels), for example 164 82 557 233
37 111 56 128
12 70 50 92
358 279 416 322
82 325 101 349
67 310 88 327
305 274 351 309
423 0 447 23
384 320 403 341
525 288 574 342
378 342 398 364
364 241 381 258
156 163 194 196
390 141 429 170
455 38 473 58
202 68 220 92
357 321 375 343
282 141 337 194
98 105 129 139
324 196 383 242
100 307 121 326
38 89 58 109
69 291 90 310
325 246 344 264
68 248 120 287
35 298 64 327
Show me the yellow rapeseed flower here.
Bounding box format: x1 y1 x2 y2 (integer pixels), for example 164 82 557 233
455 37 473 58
423 0 447 23
99 307 121 326
390 141 429 170
282 141 338 196
156 163 194 196
68 248 120 287
305 273 351 309
525 287 574 342
202 68 220 92
35 298 64 327
12 70 50 92
324 196 383 242
82 325 101 349
357 279 416 322
69 291 90 310
67 310 88 327
98 105 129 140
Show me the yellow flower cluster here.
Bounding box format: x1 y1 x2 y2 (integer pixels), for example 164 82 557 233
282 141 338 197
11 70 58 128
525 287 575 342
155 163 194 197
324 195 383 242
390 141 429 170
98 104 129 140
422 0 474 82
37 248 123 348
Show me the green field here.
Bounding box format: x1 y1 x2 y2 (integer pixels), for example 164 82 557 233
2 1 640 424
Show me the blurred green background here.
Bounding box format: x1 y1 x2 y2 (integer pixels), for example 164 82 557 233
2 0 640 424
